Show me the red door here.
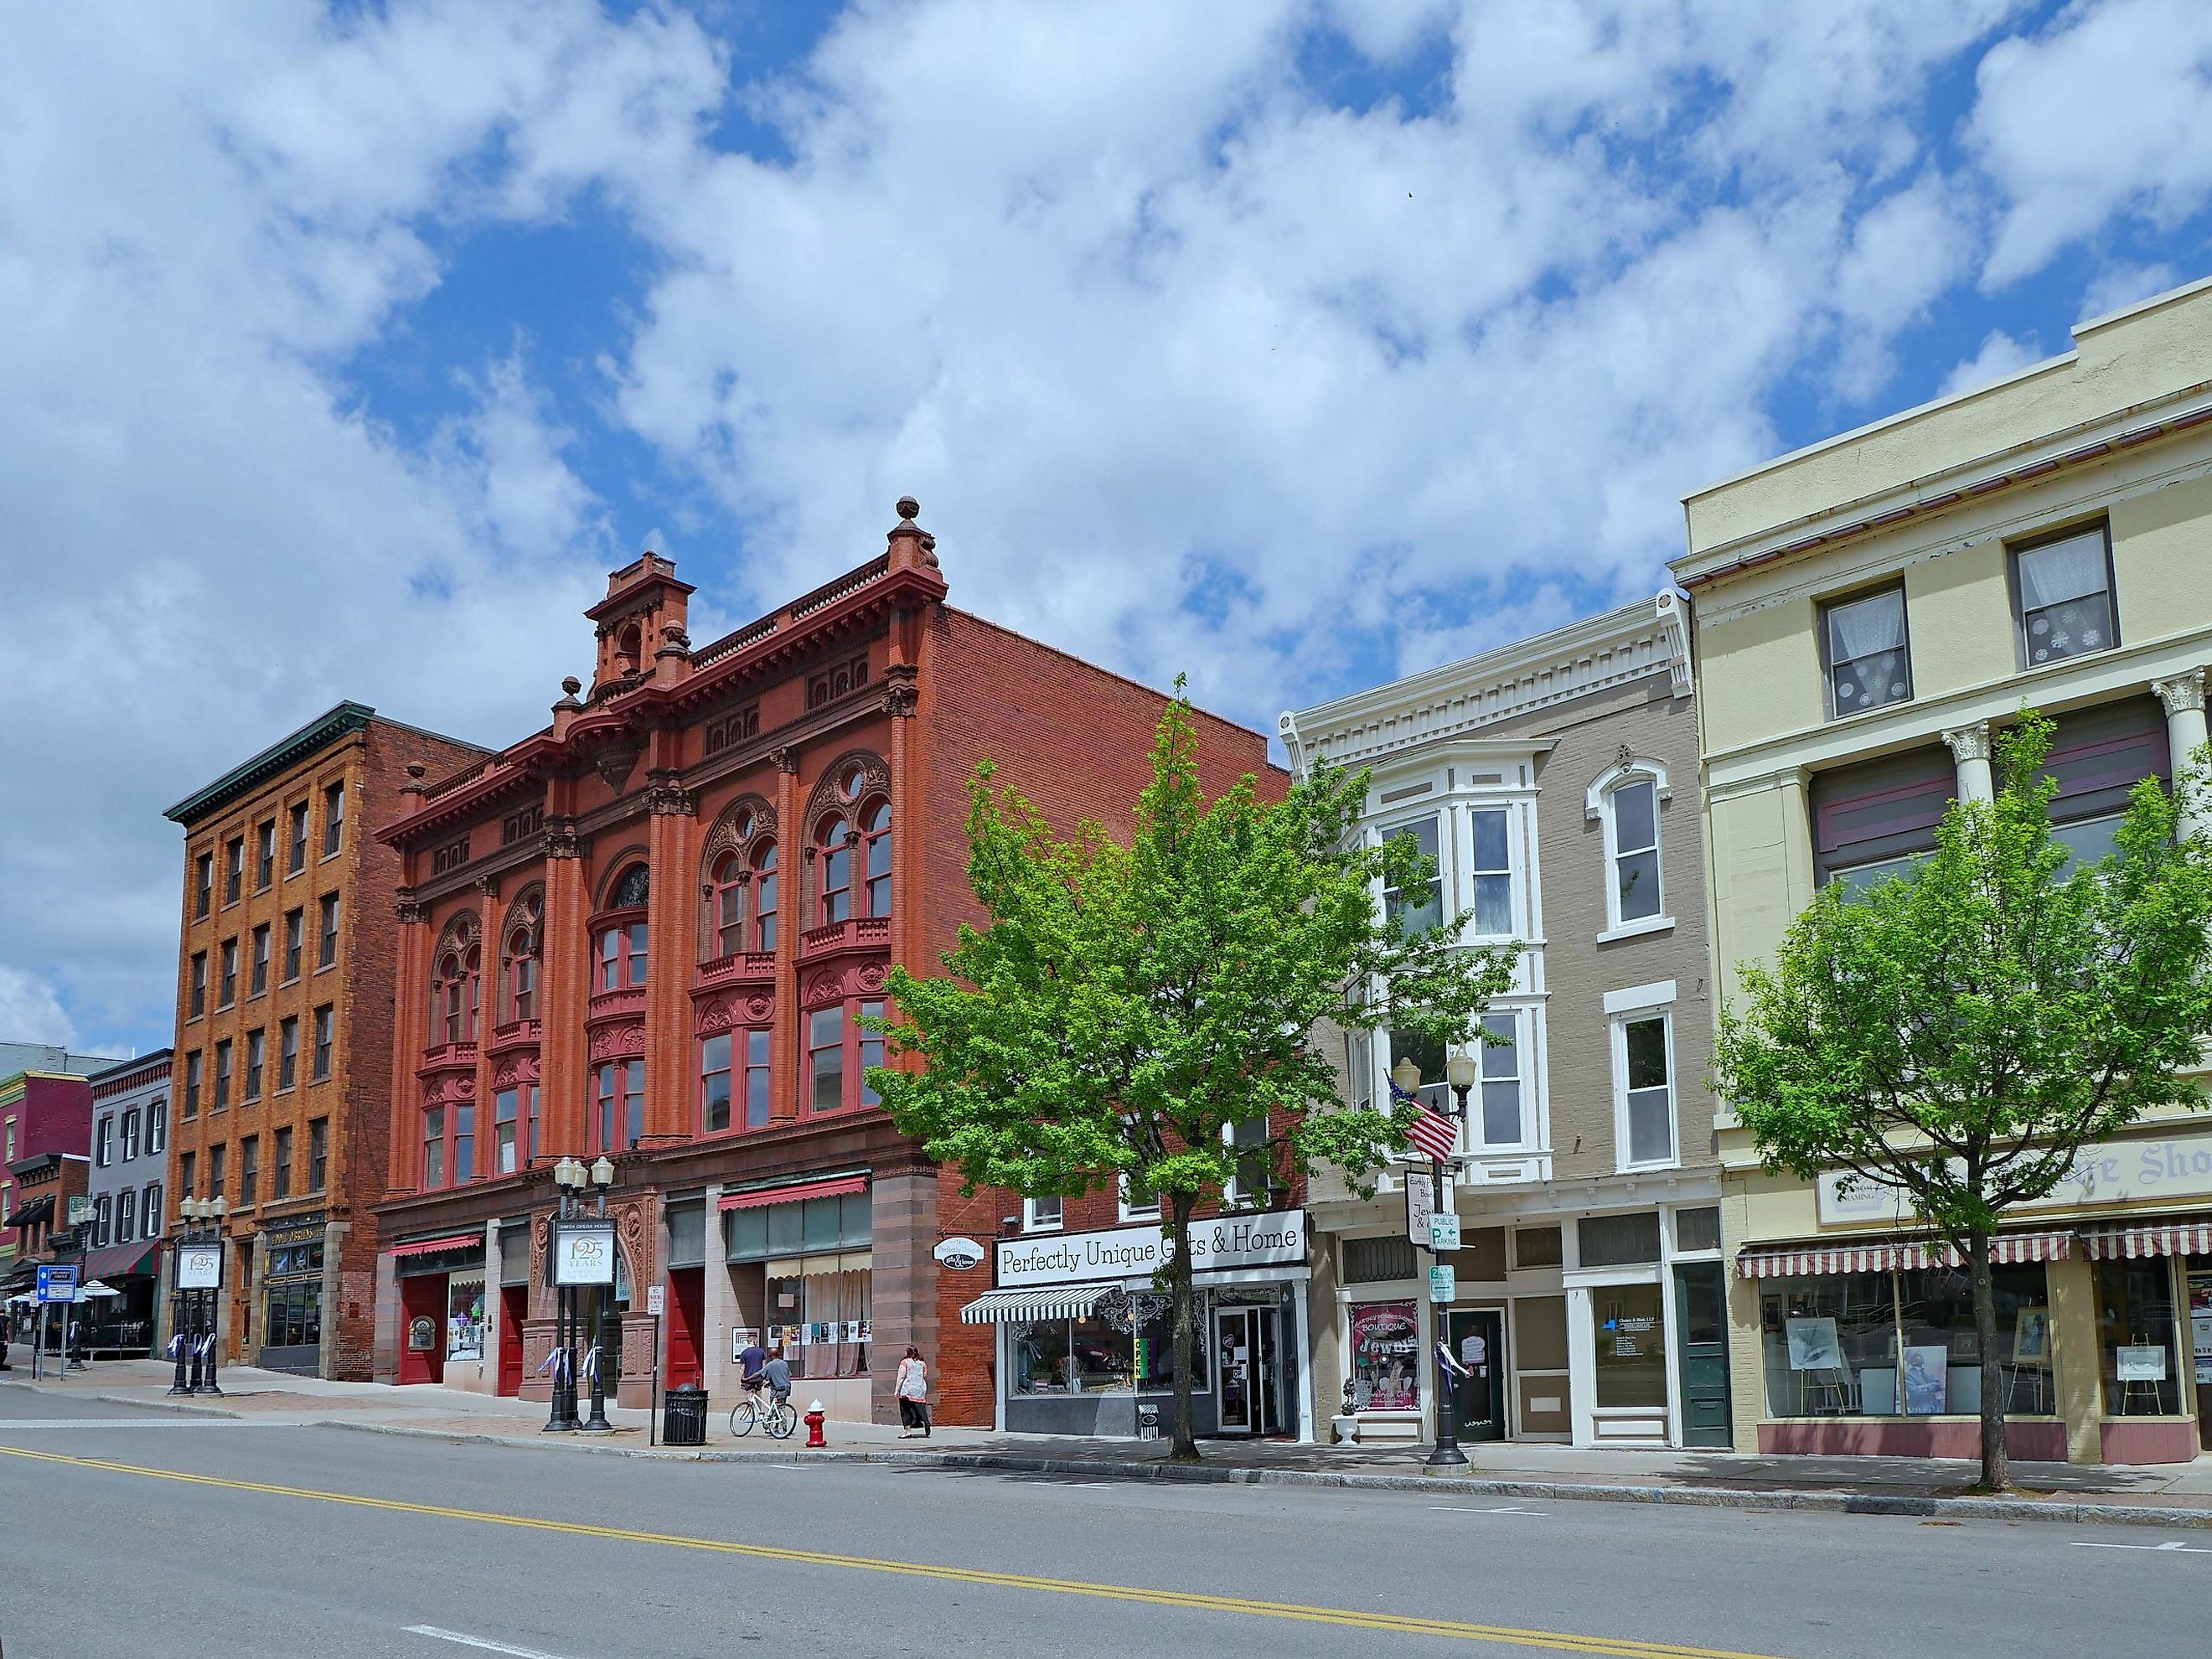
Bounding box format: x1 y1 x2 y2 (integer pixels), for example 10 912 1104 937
666 1269 705 1389
399 1274 447 1385
498 1286 527 1397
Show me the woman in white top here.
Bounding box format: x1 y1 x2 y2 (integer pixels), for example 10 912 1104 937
896 1346 931 1437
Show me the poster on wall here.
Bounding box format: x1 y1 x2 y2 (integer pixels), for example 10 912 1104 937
447 1277 486 1363
1350 1300 1420 1410
1902 1345 1949 1414
2191 1274 2212 1384
1786 1317 1843 1372
729 1328 759 1364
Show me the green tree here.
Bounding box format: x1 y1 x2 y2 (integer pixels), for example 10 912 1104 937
1713 713 2212 1489
870 690 1514 1458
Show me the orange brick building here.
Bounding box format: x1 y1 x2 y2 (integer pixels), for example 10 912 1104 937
163 704 488 1377
371 499 1278 1429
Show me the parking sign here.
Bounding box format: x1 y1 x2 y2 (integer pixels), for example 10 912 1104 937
36 1264 78 1304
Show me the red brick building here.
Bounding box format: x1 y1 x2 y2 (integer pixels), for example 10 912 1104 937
163 703 489 1377
372 499 1279 1429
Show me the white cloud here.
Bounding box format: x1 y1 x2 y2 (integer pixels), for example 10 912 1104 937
2080 259 2181 319
3 1 2209 1047
1937 328 2044 397
1972 0 2212 286
0 969 79 1050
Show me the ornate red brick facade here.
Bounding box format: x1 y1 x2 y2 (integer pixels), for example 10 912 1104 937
371 501 1272 1424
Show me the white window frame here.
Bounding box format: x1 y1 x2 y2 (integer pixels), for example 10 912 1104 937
1377 813 1449 935
142 1183 163 1238
1461 804 1516 940
1588 759 1672 943
1118 1173 1160 1223
1470 1010 1530 1152
147 1101 167 1157
1606 982 1680 1173
93 1192 111 1248
1022 1196 1062 1233
122 1109 142 1162
1222 1116 1273 1209
95 1116 113 1166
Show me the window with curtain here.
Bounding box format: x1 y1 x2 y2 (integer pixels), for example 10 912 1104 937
1822 585 1912 716
1466 809 1512 935
2013 526 2116 667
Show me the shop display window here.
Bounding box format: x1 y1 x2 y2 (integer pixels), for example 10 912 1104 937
1759 1264 2052 1419
1350 1300 1419 1409
448 1274 486 1363
2097 1258 2182 1415
1591 1283 1667 1407
763 1260 870 1382
1011 1305 1200 1395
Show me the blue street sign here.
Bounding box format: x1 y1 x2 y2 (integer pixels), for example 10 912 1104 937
36 1264 79 1304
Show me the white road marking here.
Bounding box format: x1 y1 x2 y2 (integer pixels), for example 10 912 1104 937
1429 1505 1544 1515
406 1625 573 1658
0 1419 277 1429
2070 1540 2212 1553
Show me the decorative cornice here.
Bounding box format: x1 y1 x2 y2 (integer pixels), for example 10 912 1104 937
770 745 800 775
395 895 429 926
881 662 919 718
645 774 697 816
544 822 585 861
1941 721 1992 765
163 702 375 826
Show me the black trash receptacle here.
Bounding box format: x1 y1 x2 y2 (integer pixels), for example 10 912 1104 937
664 1383 709 1447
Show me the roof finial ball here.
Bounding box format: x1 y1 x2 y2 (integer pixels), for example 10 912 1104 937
897 495 920 524
561 675 582 697
888 495 938 569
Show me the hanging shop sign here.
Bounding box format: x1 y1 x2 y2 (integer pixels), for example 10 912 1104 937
1818 1126 2212 1226
933 1237 985 1270
1406 1172 1456 1248
550 1220 618 1287
995 1210 1307 1290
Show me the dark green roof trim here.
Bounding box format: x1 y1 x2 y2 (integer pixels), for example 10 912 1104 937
163 701 376 826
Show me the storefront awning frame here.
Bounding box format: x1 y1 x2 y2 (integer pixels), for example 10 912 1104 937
2081 1221 2212 1260
959 1284 1116 1325
1737 1229 2074 1278
717 1175 867 1212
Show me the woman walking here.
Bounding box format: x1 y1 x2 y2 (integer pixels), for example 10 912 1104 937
895 1345 931 1437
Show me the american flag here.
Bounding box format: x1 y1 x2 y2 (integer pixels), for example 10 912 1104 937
1390 1076 1460 1162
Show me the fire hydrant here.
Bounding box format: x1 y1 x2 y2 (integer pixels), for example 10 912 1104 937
804 1400 827 1448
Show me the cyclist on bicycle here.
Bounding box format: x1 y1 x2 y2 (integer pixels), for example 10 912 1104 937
761 1347 793 1407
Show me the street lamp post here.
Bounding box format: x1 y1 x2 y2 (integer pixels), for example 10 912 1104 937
1397 1052 1480 1470
168 1201 199 1396
580 1155 617 1434
545 1157 584 1433
195 1196 228 1397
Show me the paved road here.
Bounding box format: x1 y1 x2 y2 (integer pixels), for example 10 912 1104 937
0 1389 2204 1658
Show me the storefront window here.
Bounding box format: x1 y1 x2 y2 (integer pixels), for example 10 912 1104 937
262 1282 323 1349
1350 1300 1419 1409
762 1253 871 1382
2097 1259 2182 1415
448 1274 486 1364
1759 1264 2052 1419
1013 1319 1072 1394
1592 1283 1667 1408
1133 1301 1207 1392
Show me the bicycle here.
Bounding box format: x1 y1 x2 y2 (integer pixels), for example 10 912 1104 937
728 1388 798 1439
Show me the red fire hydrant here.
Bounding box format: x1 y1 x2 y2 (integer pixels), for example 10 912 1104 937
804 1401 827 1448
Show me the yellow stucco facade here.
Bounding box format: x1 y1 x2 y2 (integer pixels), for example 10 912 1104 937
1676 273 2212 1464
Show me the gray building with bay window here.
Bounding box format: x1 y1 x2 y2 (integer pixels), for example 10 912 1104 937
1282 591 1729 1450
83 1050 172 1355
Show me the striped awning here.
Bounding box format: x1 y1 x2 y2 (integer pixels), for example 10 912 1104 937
959 1284 1116 1325
388 1232 481 1260
717 1176 866 1212
1738 1231 2072 1278
2082 1221 2212 1260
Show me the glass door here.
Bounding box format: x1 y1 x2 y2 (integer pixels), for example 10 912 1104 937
1446 1310 1507 1441
1215 1307 1255 1434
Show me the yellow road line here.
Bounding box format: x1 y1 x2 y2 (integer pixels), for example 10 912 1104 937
0 1443 1782 1658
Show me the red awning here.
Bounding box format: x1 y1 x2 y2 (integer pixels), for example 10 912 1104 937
388 1232 482 1259
2082 1222 2212 1260
80 1239 162 1280
716 1176 866 1212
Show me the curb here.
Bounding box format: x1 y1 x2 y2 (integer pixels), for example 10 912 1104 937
0 1378 241 1419
312 1419 2212 1530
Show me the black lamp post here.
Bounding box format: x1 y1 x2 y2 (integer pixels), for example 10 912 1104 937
1397 1051 1480 1469
194 1195 228 1397
544 1157 586 1433
168 1202 199 1397
580 1155 618 1433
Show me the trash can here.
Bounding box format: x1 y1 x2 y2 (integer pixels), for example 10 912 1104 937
663 1383 709 1447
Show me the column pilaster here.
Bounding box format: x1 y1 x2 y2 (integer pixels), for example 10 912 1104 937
2153 670 2209 840
1942 721 1995 804
541 823 589 1156
388 896 430 1192
772 747 802 1124
643 774 697 1143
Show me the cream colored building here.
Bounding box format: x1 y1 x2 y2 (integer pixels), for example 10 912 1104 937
1676 275 2212 1465
1284 594 1730 1453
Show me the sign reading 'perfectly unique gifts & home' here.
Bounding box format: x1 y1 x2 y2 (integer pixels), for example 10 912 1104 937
994 1210 1306 1289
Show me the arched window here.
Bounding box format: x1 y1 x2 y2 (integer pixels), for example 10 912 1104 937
597 865 650 992
710 850 747 957
463 944 481 1041
434 950 464 1044
818 814 853 923
860 799 892 915
504 893 542 1023
1589 759 1671 935
753 841 778 952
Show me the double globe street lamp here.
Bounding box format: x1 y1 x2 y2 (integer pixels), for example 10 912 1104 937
543 1154 616 1434
1394 1048 1481 1468
168 1194 229 1398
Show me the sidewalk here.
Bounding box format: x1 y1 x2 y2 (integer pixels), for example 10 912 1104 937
9 1348 2211 1527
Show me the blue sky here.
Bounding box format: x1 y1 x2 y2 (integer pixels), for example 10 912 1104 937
3 0 2210 1054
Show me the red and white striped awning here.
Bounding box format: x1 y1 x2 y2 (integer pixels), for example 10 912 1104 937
2081 1221 2212 1260
1737 1231 2072 1278
388 1232 481 1260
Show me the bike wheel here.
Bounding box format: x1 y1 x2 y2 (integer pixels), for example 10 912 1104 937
767 1400 796 1439
729 1400 755 1438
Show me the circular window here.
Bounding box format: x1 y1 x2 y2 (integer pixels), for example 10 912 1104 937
840 765 867 803
733 808 755 841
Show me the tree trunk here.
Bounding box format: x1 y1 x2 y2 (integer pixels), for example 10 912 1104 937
1970 1229 2008 1491
1167 1190 1200 1461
